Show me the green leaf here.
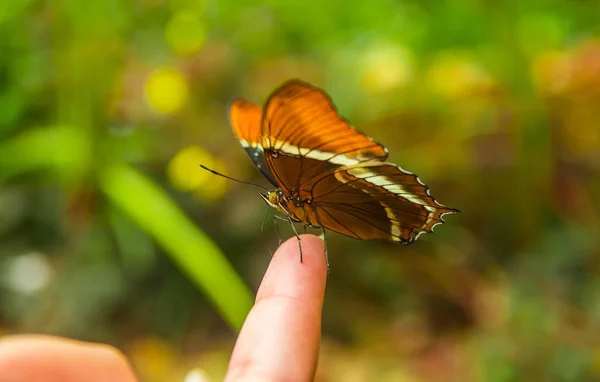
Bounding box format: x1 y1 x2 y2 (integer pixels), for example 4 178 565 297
100 163 253 331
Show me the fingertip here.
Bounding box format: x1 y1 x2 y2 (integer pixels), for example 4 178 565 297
274 234 326 275
257 234 327 302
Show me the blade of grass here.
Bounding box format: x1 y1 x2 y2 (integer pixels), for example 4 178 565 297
100 163 253 331
0 125 90 182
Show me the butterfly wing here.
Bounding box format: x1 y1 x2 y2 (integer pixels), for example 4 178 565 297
259 80 389 196
230 80 458 243
229 98 278 186
261 80 389 165
306 161 459 243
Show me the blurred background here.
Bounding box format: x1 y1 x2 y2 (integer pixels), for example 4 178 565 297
1 0 599 381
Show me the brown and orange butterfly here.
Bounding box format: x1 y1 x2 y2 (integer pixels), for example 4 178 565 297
223 80 458 262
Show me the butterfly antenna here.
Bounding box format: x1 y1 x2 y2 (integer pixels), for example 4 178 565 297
200 164 269 191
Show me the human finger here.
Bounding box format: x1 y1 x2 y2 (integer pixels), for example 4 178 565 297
226 234 327 381
0 335 137 382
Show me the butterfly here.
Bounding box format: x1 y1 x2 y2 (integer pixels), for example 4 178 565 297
227 80 459 264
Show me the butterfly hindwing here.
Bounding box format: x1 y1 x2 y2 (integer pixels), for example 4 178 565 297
308 161 459 243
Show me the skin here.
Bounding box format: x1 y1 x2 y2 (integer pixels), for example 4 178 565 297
0 234 327 382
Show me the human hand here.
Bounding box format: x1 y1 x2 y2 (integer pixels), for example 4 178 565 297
0 234 327 382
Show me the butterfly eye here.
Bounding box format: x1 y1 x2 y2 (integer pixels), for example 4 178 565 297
268 191 279 205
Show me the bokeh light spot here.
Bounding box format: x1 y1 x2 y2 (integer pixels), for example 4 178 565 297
167 146 227 201
2 252 52 294
165 11 207 56
183 369 212 382
531 50 572 95
144 67 189 114
517 13 566 57
427 53 493 98
360 43 414 94
128 336 175 380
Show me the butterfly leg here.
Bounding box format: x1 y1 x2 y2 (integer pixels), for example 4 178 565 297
287 216 303 263
322 227 330 278
273 214 287 247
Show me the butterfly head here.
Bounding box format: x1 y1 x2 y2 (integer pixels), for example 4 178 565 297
260 189 288 214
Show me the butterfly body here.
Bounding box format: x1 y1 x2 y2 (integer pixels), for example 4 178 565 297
261 188 319 228
229 80 459 245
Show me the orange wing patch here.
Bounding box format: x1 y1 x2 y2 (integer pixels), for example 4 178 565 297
229 98 262 148
261 80 389 165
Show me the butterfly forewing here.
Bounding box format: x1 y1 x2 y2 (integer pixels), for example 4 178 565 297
230 99 262 147
261 80 389 166
229 99 278 187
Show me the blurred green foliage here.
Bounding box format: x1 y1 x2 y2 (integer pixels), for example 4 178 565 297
1 0 599 381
